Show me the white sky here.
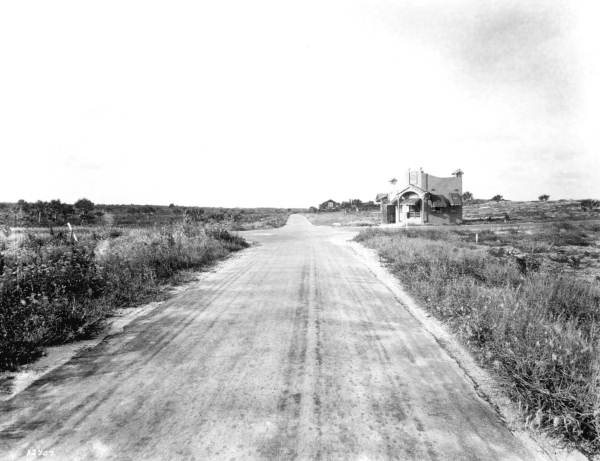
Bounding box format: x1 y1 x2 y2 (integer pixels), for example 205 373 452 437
0 0 598 208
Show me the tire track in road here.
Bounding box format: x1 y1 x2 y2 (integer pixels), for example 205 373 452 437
296 246 324 461
341 258 440 461
262 242 326 461
329 245 423 460
262 255 309 460
310 249 325 461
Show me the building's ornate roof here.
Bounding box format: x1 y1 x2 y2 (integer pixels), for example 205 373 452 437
389 184 427 203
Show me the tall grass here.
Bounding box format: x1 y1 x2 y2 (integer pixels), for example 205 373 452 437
0 223 248 370
356 228 600 454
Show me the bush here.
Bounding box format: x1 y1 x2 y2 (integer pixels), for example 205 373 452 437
0 224 249 370
0 242 105 368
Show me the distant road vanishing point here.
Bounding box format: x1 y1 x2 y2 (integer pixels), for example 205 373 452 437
0 215 544 460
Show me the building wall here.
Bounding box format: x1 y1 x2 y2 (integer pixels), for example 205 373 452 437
425 202 462 224
425 174 462 196
407 170 462 196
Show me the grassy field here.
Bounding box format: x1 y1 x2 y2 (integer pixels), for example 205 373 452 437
303 210 381 226
97 205 295 230
0 202 296 230
356 222 600 454
463 199 599 222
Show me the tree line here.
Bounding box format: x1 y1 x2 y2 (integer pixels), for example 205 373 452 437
462 192 553 203
6 198 98 227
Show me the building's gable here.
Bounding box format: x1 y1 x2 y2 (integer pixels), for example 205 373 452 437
318 199 339 210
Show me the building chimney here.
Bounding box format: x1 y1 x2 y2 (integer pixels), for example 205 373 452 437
452 169 463 193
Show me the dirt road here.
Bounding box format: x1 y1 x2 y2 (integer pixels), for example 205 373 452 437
0 215 544 460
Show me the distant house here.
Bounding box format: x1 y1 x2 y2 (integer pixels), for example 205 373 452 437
376 169 463 225
319 199 339 211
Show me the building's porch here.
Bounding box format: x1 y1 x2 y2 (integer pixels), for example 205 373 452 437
391 188 426 224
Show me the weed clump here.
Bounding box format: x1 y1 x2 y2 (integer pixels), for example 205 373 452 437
0 224 248 370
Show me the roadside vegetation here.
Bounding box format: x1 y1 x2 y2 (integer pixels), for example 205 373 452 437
356 222 600 455
0 200 293 372
0 223 249 371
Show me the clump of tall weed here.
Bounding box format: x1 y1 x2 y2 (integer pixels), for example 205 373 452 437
0 241 106 368
356 229 600 453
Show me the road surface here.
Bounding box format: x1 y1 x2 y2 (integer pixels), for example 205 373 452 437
0 215 543 460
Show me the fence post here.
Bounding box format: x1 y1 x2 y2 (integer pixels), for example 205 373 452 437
67 223 78 243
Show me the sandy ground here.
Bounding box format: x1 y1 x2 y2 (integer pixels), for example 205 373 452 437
0 215 556 460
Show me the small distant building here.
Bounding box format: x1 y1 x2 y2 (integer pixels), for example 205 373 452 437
376 169 463 225
319 199 340 211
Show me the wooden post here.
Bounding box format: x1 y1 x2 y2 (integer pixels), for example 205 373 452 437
67 223 78 243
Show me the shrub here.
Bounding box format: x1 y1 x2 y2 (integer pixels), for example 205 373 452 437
0 224 249 370
0 242 105 368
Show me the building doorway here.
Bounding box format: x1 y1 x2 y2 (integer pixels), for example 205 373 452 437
386 204 396 224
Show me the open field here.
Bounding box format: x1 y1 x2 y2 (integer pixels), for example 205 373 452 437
355 222 600 455
0 202 297 231
463 200 600 223
96 205 297 230
383 221 600 281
